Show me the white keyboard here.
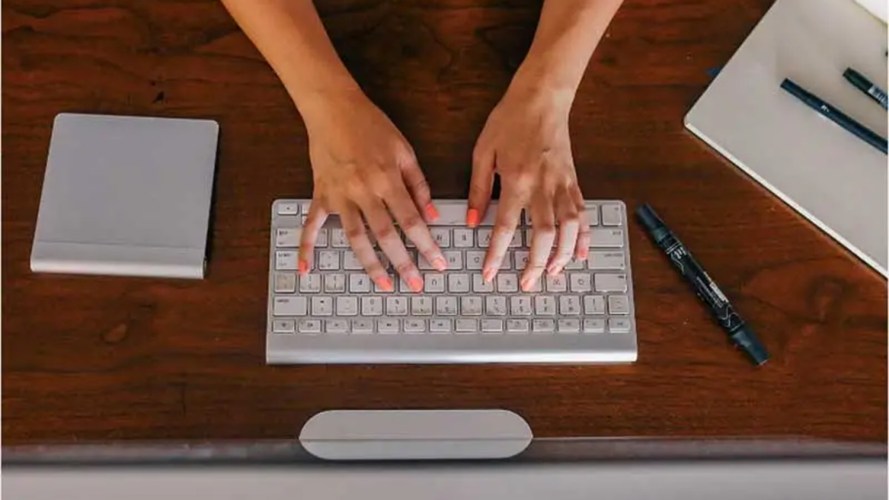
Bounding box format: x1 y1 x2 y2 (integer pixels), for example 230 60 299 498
267 199 637 364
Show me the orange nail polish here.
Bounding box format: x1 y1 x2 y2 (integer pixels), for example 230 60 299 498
376 276 394 292
578 248 589 260
408 277 423 292
298 259 309 275
424 203 440 222
432 256 447 271
466 208 479 228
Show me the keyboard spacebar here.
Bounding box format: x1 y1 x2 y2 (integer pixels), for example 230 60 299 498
430 201 497 226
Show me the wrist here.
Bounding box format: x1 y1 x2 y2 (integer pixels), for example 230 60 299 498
293 84 368 126
508 61 578 111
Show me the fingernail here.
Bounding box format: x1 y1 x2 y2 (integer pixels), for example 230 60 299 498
432 256 447 271
466 208 479 228
520 278 531 292
376 276 394 292
408 277 423 293
483 268 496 283
298 259 309 275
578 248 589 260
424 203 440 222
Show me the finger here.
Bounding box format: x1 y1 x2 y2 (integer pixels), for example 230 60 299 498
467 146 495 228
361 196 425 292
385 182 446 272
521 196 556 291
547 187 581 275
297 202 329 275
482 190 523 282
400 158 439 223
340 203 394 292
571 186 590 260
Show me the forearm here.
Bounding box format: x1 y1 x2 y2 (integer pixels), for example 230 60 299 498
220 0 361 118
512 0 623 96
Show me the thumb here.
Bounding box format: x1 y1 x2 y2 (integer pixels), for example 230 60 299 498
467 146 494 228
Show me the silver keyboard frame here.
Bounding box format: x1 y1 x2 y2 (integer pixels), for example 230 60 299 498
266 199 637 364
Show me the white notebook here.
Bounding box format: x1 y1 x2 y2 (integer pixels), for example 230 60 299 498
31 113 219 279
685 0 888 275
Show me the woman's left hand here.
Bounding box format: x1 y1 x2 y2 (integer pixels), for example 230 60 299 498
468 84 591 292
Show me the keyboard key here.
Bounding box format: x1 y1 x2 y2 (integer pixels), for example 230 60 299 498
324 273 346 293
272 319 295 333
524 278 542 293
583 318 605 334
298 319 321 334
514 251 530 270
461 296 483 316
466 251 485 270
404 318 426 334
608 317 632 333
608 295 631 315
444 251 463 270
545 274 567 292
534 296 557 315
510 296 533 316
532 319 555 333
330 229 349 248
277 201 299 215
425 273 446 293
448 273 470 293
508 232 522 248
361 296 383 316
299 201 312 215
418 255 437 271
436 296 458 315
497 273 519 293
299 274 322 293
336 296 359 316
431 228 451 247
276 228 300 247
568 273 592 292
565 258 585 270
343 251 363 270
349 274 372 293
486 296 507 316
316 229 328 247
584 295 606 315
585 205 599 226
386 296 408 316
275 250 298 270
327 319 349 334
600 204 622 226
453 229 474 247
411 296 434 316
378 318 400 334
499 253 512 270
312 296 333 316
559 296 582 315
318 250 340 270
455 319 478 333
588 251 626 270
590 229 624 248
507 319 530 333
473 274 494 293
430 319 452 333
274 273 296 293
558 319 580 333
352 319 374 334
481 319 503 333
477 229 493 248
595 273 628 293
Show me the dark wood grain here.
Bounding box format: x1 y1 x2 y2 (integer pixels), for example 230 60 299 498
3 0 886 446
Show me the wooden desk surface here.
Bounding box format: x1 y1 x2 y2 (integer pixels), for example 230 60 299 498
3 0 886 447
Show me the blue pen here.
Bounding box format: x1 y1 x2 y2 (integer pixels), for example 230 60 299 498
781 78 887 154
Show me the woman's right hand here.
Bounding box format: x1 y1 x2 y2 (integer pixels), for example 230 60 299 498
297 90 445 292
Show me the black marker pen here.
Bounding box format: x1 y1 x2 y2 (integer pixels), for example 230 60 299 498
636 204 769 366
844 68 888 110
